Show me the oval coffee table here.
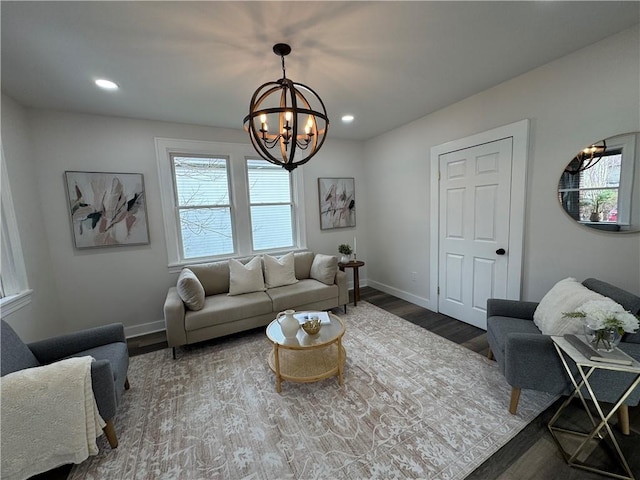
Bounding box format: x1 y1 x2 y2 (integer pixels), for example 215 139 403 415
266 312 346 393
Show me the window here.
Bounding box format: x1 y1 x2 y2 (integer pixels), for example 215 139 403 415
156 139 305 268
247 159 294 251
0 148 32 313
171 155 234 259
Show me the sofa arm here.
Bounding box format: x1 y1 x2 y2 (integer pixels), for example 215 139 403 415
90 359 118 420
164 287 187 348
487 299 538 321
503 332 571 393
28 323 126 365
336 270 348 306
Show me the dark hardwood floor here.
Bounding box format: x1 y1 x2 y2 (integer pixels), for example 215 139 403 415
36 286 638 479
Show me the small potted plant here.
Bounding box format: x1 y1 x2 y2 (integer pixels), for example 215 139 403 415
338 244 353 263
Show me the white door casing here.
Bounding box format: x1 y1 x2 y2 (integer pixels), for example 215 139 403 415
429 119 529 330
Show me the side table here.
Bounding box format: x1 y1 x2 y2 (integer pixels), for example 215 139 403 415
338 260 365 306
549 335 640 480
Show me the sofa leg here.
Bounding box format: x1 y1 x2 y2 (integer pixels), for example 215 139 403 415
617 404 630 435
344 304 347 314
103 420 118 448
509 387 521 415
124 377 130 390
487 348 494 361
172 347 176 360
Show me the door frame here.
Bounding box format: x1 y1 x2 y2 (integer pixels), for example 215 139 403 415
429 119 529 315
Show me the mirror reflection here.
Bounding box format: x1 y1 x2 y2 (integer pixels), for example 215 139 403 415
558 132 640 233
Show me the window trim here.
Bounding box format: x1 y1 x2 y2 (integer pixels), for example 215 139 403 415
0 147 32 313
155 138 306 270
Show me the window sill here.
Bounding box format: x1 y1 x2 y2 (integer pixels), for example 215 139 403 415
0 289 33 316
167 248 309 273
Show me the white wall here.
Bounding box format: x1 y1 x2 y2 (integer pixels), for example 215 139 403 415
364 26 640 306
1 95 63 340
4 26 638 340
22 111 364 338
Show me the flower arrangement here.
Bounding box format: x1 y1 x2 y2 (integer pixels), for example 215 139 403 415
338 244 353 255
564 300 639 350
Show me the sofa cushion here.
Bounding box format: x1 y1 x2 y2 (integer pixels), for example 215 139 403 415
67 343 129 386
184 291 272 331
583 278 640 315
533 277 607 335
188 261 230 296
1 320 41 376
294 251 315 280
263 252 298 289
268 278 338 312
309 254 338 285
229 257 266 296
176 268 205 311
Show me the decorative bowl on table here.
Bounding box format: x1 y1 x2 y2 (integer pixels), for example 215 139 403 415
301 318 322 335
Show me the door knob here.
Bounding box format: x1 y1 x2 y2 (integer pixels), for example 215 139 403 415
496 248 506 255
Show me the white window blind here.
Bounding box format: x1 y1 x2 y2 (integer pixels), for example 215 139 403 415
247 159 294 251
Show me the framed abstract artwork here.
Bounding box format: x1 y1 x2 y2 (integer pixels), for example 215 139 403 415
318 177 356 230
64 171 150 249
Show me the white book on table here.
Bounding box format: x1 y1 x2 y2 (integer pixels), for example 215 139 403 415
294 311 331 324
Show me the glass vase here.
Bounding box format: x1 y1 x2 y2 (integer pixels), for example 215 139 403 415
583 322 622 352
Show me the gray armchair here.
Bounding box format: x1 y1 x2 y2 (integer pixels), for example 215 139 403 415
486 279 640 435
1 319 130 448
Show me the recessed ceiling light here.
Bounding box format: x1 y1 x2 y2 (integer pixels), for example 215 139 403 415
341 115 355 123
95 79 119 90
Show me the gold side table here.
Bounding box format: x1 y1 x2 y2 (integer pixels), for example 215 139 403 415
548 335 640 480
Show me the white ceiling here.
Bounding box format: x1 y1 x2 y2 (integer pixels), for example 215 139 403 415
2 1 638 141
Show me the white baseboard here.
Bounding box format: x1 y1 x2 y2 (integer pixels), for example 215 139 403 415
125 319 166 339
366 279 437 312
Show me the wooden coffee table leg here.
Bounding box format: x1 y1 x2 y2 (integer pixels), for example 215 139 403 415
353 267 360 305
337 338 344 386
274 344 282 393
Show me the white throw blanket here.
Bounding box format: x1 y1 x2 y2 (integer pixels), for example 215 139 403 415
1 356 105 480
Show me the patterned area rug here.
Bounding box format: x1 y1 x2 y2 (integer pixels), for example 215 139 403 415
70 302 555 480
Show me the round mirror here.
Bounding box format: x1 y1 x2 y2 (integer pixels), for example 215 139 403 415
558 132 640 233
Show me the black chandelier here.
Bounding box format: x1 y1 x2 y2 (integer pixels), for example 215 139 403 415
243 43 329 172
565 140 607 174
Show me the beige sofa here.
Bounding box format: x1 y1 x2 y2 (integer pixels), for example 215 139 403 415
164 251 348 358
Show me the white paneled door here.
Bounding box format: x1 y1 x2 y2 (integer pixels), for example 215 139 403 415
438 138 513 329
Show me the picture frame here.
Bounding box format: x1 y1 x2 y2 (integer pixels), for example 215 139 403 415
64 171 150 249
318 177 356 230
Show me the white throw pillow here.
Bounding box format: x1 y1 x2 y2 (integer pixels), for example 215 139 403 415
310 254 338 285
176 268 205 311
228 257 266 296
533 277 607 336
263 252 298 289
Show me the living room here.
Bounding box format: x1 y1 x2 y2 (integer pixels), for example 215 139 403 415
1 2 639 479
